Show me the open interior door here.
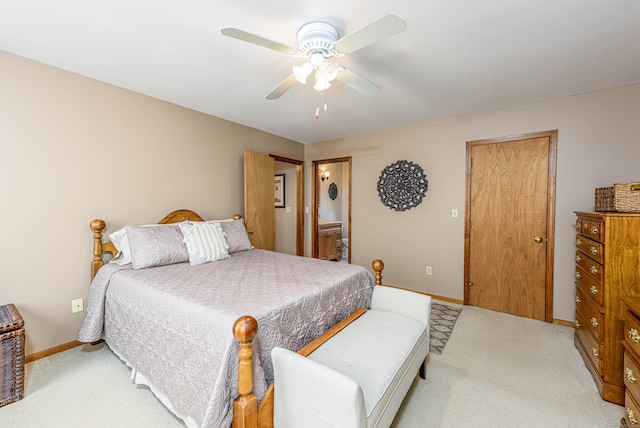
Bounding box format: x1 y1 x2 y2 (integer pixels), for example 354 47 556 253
244 149 275 250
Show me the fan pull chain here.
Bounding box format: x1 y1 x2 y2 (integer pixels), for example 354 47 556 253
314 90 329 118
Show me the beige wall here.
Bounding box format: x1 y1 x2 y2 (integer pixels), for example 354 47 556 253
0 50 303 355
3 46 639 355
305 83 640 322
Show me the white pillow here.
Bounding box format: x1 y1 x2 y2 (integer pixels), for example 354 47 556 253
205 218 234 223
108 227 133 265
178 221 230 266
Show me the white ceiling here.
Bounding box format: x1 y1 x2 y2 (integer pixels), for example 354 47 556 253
1 1 639 144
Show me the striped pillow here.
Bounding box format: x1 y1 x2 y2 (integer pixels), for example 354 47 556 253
178 221 230 266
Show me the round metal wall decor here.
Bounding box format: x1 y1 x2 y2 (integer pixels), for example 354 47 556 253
377 160 428 212
328 183 338 200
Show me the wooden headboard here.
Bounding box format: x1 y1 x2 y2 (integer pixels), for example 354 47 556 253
90 209 213 279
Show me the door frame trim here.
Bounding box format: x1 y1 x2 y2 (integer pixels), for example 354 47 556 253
270 154 305 256
312 157 352 263
463 130 558 322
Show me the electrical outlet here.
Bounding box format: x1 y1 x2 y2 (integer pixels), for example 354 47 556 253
426 266 432 276
71 298 84 313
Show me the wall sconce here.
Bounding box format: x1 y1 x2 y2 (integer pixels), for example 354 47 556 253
320 170 330 181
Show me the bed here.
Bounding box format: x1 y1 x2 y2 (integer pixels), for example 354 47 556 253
78 209 382 428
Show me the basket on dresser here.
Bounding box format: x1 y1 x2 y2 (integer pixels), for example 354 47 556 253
0 304 25 407
595 183 640 213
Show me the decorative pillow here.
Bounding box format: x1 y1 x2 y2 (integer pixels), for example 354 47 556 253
178 221 230 266
109 223 180 265
126 225 189 269
220 218 254 253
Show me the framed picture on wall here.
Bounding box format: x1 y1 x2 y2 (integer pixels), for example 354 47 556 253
274 174 285 208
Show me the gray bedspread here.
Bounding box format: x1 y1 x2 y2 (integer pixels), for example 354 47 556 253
79 249 374 428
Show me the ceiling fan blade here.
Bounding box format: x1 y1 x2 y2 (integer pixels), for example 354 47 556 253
265 74 299 100
221 27 298 55
335 68 381 96
334 13 406 55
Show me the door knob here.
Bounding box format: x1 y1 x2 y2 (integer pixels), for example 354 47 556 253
534 236 543 243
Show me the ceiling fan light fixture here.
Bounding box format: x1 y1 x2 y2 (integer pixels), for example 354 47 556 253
320 61 339 81
314 64 336 91
292 62 313 84
313 72 331 91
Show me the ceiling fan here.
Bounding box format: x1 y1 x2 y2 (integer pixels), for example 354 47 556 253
221 13 407 100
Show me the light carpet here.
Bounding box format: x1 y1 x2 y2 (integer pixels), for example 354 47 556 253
0 302 623 427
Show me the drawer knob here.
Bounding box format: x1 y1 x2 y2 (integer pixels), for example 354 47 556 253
591 226 599 235
576 239 582 247
575 271 581 280
576 254 581 263
591 348 599 359
626 407 639 425
576 223 582 231
590 247 598 256
590 317 598 328
590 285 598 295
574 320 581 329
575 296 581 304
625 367 638 384
630 328 640 343
589 265 598 275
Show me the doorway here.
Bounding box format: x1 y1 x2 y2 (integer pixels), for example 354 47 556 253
312 158 352 263
243 150 304 255
273 155 304 256
464 130 557 322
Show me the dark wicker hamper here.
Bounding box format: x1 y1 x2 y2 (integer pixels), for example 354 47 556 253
0 304 25 407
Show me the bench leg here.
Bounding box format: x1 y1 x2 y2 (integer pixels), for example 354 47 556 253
419 358 427 379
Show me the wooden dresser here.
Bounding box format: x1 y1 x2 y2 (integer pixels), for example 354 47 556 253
574 212 640 405
318 222 342 261
621 296 640 427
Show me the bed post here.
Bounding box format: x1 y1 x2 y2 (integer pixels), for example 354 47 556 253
90 219 106 280
233 315 259 428
372 259 384 285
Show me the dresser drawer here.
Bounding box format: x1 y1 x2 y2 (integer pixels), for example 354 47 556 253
625 311 640 357
577 216 605 242
575 311 602 374
575 251 603 284
587 219 605 242
576 234 604 264
575 286 604 341
576 265 604 307
624 352 640 396
625 390 640 426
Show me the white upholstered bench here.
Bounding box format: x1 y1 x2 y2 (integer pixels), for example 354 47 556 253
271 285 432 428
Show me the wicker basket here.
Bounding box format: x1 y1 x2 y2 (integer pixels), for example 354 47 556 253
0 304 25 407
595 183 640 213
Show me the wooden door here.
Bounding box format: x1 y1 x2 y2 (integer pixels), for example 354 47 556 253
244 149 275 250
465 131 557 321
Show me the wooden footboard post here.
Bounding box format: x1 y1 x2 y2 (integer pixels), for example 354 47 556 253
233 316 259 428
90 219 106 280
372 259 384 285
